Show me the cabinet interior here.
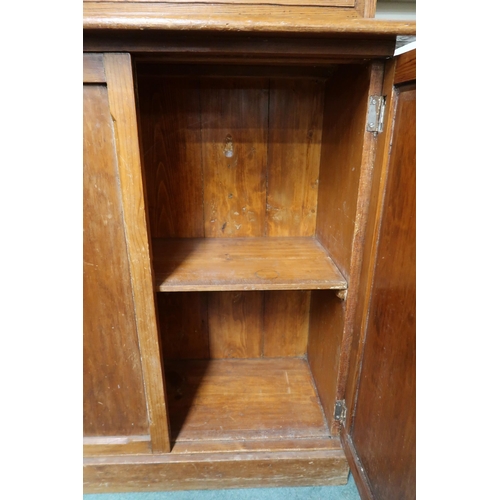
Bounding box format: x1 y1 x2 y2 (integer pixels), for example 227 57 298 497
135 61 375 450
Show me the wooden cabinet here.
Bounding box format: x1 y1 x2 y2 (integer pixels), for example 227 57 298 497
83 13 415 498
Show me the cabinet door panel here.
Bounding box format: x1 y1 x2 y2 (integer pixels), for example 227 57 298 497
83 53 170 454
84 83 150 437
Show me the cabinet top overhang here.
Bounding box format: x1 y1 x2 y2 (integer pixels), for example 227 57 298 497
83 2 416 36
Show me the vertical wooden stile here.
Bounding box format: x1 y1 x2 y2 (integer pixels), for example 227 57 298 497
104 53 171 453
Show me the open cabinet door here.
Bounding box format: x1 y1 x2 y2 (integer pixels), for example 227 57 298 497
341 49 416 500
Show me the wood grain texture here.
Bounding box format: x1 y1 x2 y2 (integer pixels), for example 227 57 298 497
171 436 342 454
83 447 349 492
267 79 323 237
104 54 170 453
309 63 381 434
307 290 345 433
314 62 384 414
85 32 396 61
87 0 354 6
153 237 347 291
201 78 268 238
83 3 416 35
208 292 263 359
351 83 416 500
83 84 150 437
341 433 375 500
138 77 204 238
165 358 329 441
263 291 310 357
84 436 152 457
316 64 373 279
394 48 416 84
344 58 397 432
83 53 106 83
137 63 337 79
156 292 209 360
332 62 384 405
157 290 311 360
363 0 377 18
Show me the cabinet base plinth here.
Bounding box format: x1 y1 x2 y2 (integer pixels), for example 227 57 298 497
83 445 349 492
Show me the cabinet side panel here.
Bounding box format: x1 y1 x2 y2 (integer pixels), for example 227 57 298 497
266 79 323 237
310 63 383 433
202 78 268 238
137 77 204 238
307 291 345 433
344 60 397 430
351 84 416 500
316 65 373 279
83 84 149 436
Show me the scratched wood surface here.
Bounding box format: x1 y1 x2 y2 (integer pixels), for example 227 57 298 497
83 84 150 437
201 78 268 238
171 436 342 454
85 0 354 6
137 74 326 239
153 238 346 291
83 435 152 457
165 358 329 441
267 79 324 237
83 3 417 34
84 446 349 492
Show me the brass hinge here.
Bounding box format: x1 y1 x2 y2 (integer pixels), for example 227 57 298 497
334 399 347 425
366 96 386 134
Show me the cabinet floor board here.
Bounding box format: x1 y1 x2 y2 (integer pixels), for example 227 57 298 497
165 358 330 442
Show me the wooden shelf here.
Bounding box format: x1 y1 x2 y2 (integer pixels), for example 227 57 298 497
153 237 347 292
165 358 330 442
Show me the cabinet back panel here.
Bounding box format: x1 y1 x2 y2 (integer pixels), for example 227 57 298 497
263 291 310 357
208 291 264 358
267 79 323 237
138 75 324 239
138 74 324 359
158 291 309 360
201 78 268 238
83 84 149 436
138 78 204 238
